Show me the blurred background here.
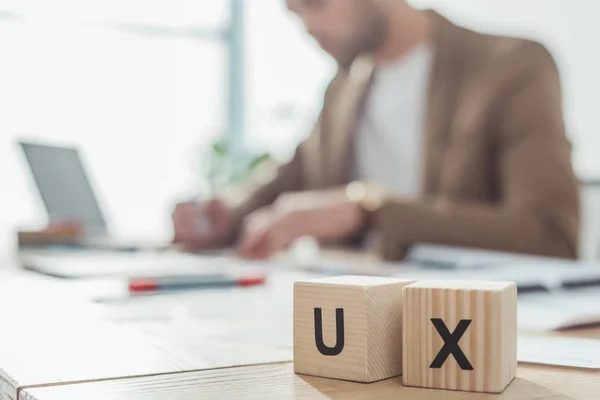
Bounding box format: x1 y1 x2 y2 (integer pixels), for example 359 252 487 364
1 0 599 258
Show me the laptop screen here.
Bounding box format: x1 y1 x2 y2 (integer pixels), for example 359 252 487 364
19 141 107 236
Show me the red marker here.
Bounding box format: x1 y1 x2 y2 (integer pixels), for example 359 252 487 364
129 274 266 293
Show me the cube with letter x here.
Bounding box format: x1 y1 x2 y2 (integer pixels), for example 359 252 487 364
293 276 416 382
402 280 517 393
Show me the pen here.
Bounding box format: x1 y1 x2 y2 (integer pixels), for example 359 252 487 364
516 283 549 294
561 277 600 290
128 274 267 293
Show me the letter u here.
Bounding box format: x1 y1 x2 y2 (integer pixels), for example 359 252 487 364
314 308 345 356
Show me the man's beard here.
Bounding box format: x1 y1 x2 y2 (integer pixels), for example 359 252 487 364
336 5 388 68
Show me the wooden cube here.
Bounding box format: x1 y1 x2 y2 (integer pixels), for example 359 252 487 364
402 280 517 393
293 275 416 382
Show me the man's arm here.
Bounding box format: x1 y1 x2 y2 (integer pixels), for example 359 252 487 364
373 44 580 260
224 136 308 243
223 75 342 244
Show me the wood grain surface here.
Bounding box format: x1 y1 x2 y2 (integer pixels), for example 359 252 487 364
21 362 599 400
403 280 518 393
293 276 415 382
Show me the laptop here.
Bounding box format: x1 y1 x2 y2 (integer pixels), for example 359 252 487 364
18 140 151 251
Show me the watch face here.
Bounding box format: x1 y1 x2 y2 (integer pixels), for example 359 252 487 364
364 192 384 212
346 181 385 212
346 181 368 203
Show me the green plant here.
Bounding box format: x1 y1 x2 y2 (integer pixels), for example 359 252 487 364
199 137 272 196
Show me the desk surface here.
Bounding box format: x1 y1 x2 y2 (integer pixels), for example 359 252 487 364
1 251 599 400
0 266 296 400
21 359 600 400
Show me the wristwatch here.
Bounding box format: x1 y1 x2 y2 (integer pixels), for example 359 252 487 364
345 181 387 227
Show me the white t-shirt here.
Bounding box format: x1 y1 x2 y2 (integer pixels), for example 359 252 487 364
352 42 434 198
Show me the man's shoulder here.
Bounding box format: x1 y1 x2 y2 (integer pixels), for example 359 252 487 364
449 20 558 74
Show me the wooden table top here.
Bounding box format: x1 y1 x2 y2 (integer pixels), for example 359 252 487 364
21 357 600 400
1 250 599 400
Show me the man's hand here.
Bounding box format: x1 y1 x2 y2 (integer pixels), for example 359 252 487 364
172 199 231 250
237 189 365 260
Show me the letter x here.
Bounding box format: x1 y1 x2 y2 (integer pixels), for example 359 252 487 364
430 318 473 370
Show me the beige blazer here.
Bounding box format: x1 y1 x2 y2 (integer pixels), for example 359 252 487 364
227 11 580 261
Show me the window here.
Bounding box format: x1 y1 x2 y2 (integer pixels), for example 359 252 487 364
0 0 335 243
0 0 232 241
244 0 335 159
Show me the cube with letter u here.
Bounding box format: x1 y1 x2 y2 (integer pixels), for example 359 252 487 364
293 276 415 382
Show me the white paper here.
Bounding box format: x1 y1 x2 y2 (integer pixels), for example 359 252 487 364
18 250 256 278
518 335 600 369
406 244 572 269
518 287 600 331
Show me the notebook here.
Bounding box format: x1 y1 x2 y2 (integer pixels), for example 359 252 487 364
18 249 237 279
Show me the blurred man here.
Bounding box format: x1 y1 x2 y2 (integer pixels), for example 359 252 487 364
173 0 580 260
